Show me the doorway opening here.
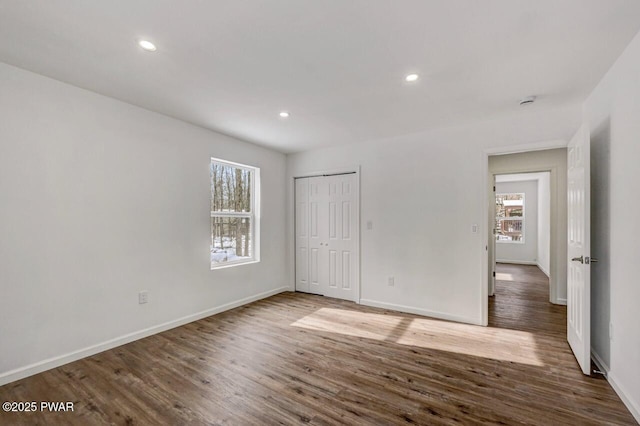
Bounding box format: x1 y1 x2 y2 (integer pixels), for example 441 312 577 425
484 129 592 376
491 172 551 301
484 148 568 329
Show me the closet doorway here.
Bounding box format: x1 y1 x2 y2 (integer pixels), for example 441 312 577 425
295 172 359 302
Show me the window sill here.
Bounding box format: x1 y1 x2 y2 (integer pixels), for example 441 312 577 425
211 259 260 270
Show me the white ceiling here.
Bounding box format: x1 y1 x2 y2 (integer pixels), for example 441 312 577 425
1 1 639 153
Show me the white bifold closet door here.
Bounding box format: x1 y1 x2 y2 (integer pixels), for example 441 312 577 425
295 174 357 301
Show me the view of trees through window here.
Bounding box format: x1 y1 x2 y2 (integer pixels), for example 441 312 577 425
210 159 255 267
495 193 524 243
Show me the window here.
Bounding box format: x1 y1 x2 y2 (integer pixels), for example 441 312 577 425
210 158 260 268
495 193 524 243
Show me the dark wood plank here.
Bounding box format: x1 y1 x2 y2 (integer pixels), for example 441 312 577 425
0 265 636 425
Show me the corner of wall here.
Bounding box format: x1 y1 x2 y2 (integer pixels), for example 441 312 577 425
537 262 550 277
608 372 640 424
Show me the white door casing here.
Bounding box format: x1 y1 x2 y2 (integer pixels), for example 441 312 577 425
295 173 358 302
490 175 496 297
567 123 591 375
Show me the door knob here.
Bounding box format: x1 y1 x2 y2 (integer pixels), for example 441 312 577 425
591 258 599 263
571 256 584 264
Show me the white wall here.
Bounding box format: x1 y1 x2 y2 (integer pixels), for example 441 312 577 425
584 29 640 421
537 172 551 276
495 180 538 264
0 62 288 384
287 106 581 326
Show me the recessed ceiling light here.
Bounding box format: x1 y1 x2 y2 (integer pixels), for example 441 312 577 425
138 40 157 52
405 73 419 82
279 111 290 118
519 96 536 106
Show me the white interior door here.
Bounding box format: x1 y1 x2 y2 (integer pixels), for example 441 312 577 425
322 174 357 300
295 178 310 293
295 173 358 301
567 124 591 375
308 176 329 295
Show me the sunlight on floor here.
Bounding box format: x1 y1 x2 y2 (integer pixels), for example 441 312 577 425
291 307 545 367
495 272 515 281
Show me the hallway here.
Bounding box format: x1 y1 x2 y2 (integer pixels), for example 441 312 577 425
489 263 566 334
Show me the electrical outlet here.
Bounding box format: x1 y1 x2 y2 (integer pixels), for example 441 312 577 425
139 291 149 304
388 277 395 287
471 224 478 233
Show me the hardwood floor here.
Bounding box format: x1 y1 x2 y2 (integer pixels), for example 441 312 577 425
0 266 636 425
489 263 567 334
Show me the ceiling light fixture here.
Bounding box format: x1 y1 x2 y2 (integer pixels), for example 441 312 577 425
405 73 419 82
138 40 157 52
519 96 536 106
279 111 290 118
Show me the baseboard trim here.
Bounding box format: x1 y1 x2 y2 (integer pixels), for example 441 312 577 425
496 260 537 265
537 262 550 277
0 286 289 386
359 299 481 326
608 371 640 424
556 298 567 305
591 349 610 377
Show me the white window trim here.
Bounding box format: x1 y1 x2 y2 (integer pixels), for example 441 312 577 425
210 212 253 218
496 192 525 245
210 157 260 269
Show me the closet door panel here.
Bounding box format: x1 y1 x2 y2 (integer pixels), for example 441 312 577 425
295 178 310 292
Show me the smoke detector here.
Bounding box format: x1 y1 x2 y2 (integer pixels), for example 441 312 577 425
519 96 536 106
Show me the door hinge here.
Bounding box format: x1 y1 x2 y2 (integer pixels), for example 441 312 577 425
493 271 496 277
493 185 496 192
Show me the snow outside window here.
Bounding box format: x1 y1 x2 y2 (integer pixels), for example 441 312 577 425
210 158 260 269
495 193 524 243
